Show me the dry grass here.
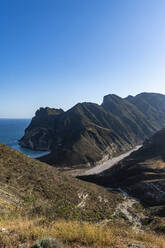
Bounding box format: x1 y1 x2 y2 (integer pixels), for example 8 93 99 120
0 217 165 248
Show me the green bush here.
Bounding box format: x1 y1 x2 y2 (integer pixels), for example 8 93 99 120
32 238 62 248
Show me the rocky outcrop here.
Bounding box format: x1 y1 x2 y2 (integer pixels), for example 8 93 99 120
19 107 64 151
19 93 165 167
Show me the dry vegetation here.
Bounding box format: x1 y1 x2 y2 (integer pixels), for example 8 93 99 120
1 143 165 247
0 216 165 248
0 143 125 223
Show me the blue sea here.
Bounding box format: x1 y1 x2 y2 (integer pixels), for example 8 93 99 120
0 119 50 158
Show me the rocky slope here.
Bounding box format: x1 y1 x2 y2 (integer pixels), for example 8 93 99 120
0 143 128 222
0 142 163 242
1 144 165 247
19 92 165 167
78 128 165 221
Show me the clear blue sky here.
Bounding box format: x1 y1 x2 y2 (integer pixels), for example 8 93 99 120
1 0 165 118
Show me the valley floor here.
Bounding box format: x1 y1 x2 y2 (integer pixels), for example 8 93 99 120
68 145 142 177
81 145 142 176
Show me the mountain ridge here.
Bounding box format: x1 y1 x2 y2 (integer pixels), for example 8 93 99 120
19 92 165 167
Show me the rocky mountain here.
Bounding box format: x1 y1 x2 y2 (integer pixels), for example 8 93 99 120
79 128 165 219
19 92 165 167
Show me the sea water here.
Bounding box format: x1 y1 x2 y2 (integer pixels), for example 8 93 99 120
0 119 49 158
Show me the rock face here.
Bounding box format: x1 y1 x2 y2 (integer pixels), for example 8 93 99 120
19 92 165 167
19 107 64 151
79 128 165 217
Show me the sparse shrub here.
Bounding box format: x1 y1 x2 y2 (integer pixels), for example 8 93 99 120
32 237 62 248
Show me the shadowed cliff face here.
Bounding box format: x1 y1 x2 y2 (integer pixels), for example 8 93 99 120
19 93 165 167
19 107 64 151
78 129 165 217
